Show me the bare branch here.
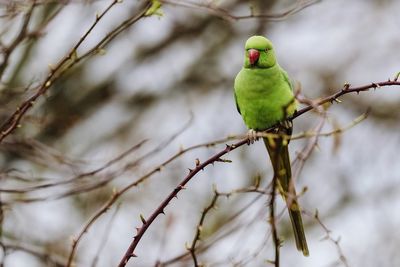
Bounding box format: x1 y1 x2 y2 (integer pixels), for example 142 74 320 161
0 240 66 267
91 204 122 267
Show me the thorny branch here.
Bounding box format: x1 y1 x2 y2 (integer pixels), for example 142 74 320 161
116 142 245 267
292 80 400 119
118 79 400 266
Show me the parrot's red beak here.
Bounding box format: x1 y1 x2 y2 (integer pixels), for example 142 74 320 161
248 49 260 66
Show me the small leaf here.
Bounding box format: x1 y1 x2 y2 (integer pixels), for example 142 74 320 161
394 71 400 81
70 49 78 61
97 48 107 55
145 0 163 17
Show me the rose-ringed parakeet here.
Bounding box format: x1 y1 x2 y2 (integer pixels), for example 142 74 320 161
234 35 309 256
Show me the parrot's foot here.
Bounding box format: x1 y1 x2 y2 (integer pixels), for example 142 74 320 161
247 129 259 144
280 120 293 130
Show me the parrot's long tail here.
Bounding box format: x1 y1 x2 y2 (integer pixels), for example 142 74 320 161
263 130 309 257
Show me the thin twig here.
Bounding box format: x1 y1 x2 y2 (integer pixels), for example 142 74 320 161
91 204 122 267
188 190 219 267
305 210 350 267
161 0 321 22
0 240 65 267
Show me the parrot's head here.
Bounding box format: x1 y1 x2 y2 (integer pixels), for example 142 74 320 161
243 36 276 69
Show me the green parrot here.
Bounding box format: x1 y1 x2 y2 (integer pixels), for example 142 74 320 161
234 35 309 256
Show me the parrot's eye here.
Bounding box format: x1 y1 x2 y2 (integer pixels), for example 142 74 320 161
265 48 269 52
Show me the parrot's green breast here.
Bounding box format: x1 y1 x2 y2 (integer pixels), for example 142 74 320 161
234 65 296 131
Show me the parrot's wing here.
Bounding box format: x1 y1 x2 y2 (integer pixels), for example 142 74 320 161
234 91 241 114
280 67 294 92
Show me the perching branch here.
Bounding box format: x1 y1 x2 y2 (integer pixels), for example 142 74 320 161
117 78 400 266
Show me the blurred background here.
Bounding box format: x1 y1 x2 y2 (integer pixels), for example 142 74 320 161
0 0 400 266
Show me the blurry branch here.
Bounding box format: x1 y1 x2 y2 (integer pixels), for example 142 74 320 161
292 116 325 187
90 204 122 267
293 111 368 140
3 115 190 203
0 1 35 79
118 78 400 266
0 140 147 196
305 210 350 267
0 240 65 267
1 138 84 170
218 176 269 197
161 0 321 22
0 0 153 143
1 2 65 85
187 188 219 267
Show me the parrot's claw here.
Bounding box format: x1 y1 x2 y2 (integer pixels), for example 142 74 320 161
280 120 293 130
247 129 259 144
